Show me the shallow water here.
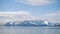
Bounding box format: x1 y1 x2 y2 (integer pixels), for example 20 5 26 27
0 26 60 34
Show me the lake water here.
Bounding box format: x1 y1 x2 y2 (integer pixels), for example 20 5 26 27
0 26 60 34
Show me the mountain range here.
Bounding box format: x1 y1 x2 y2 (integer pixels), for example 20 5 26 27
4 20 60 26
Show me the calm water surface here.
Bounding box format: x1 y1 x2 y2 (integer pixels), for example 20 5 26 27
0 26 60 34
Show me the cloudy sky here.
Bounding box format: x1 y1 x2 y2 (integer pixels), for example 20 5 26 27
0 0 60 23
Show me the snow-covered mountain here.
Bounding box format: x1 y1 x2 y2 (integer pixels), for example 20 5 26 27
4 20 60 26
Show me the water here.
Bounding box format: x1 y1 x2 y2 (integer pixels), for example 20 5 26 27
0 26 60 34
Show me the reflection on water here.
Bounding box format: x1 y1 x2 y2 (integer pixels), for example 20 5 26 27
0 26 60 34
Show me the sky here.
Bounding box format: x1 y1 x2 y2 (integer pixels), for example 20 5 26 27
0 0 60 23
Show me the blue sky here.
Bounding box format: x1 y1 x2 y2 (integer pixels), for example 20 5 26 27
0 0 60 15
0 0 60 23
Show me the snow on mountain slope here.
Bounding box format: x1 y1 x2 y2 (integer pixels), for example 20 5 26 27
4 20 60 26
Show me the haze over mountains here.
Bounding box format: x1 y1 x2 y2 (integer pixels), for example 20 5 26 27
0 11 60 23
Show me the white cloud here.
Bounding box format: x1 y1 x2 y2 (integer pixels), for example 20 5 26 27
42 11 60 23
0 11 31 23
17 0 56 6
28 11 60 23
0 11 60 23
